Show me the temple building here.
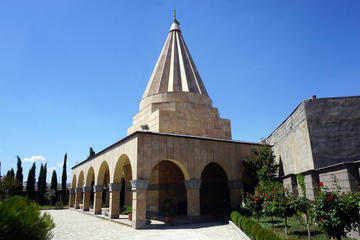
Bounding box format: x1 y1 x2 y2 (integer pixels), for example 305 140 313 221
266 95 360 199
69 17 262 229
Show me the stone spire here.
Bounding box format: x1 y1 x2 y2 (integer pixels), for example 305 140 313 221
128 16 232 140
142 15 209 99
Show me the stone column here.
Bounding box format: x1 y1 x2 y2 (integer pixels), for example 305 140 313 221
304 170 319 200
109 183 122 219
69 188 75 207
74 187 83 209
185 179 201 218
283 174 299 196
228 180 243 209
131 179 149 229
93 185 104 214
82 186 92 211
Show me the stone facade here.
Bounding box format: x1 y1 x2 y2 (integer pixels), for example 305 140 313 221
128 93 231 140
71 131 261 228
267 96 360 199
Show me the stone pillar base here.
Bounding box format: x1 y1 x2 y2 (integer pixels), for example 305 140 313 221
132 219 146 229
185 179 201 217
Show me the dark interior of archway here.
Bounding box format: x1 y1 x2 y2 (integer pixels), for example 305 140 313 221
148 161 187 215
90 178 94 206
200 163 230 218
120 178 125 207
102 170 110 207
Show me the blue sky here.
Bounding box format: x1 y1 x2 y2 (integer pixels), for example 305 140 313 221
1 0 359 182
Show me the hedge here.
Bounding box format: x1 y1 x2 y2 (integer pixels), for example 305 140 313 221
230 211 282 240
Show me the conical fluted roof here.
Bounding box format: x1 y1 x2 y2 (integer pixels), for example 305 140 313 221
142 21 209 99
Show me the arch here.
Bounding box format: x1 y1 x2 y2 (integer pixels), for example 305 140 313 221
151 158 190 180
113 154 132 183
211 161 232 180
200 162 230 218
77 171 84 187
86 167 95 186
147 160 188 215
97 160 110 185
71 174 77 188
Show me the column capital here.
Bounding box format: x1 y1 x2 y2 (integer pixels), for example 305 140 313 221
93 185 104 192
83 186 92 192
130 179 149 190
69 188 75 193
227 179 243 189
184 179 202 189
75 187 83 193
109 183 122 192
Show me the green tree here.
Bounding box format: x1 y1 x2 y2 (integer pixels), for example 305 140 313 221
269 185 296 238
0 196 55 240
42 164 47 202
88 147 95 158
37 164 47 205
7 168 15 179
44 189 56 206
15 156 23 194
50 170 58 205
61 153 67 204
26 163 36 200
244 145 279 184
0 175 20 201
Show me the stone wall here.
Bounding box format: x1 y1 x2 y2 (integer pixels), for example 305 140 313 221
280 161 359 199
304 96 360 169
267 102 314 175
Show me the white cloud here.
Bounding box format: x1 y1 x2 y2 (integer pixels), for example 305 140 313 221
23 155 46 163
57 162 63 168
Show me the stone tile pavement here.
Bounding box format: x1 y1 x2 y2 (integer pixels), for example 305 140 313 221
44 209 246 240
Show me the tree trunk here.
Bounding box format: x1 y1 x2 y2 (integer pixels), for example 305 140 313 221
284 217 288 238
305 212 311 240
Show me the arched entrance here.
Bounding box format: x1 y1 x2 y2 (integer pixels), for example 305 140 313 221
110 154 132 218
84 167 95 211
200 162 230 220
70 175 77 207
147 160 187 217
94 161 110 214
75 171 84 209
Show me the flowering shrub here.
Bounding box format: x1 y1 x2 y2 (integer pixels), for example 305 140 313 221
313 183 360 239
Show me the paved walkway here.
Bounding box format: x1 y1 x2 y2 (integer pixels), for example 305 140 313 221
44 209 245 240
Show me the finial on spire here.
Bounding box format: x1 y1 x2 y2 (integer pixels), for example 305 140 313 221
173 9 180 25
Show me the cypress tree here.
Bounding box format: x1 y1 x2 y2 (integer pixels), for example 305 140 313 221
9 168 15 179
37 164 44 204
89 147 95 158
15 156 23 194
61 153 67 204
42 163 47 203
50 170 58 205
26 163 36 200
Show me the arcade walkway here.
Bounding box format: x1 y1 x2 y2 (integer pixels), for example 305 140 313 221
44 209 246 240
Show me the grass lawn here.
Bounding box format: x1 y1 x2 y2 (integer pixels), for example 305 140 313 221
254 215 328 240
40 205 69 210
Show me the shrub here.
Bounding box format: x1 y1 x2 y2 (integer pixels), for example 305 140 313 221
0 196 55 240
121 205 132 215
313 182 360 239
230 210 282 240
